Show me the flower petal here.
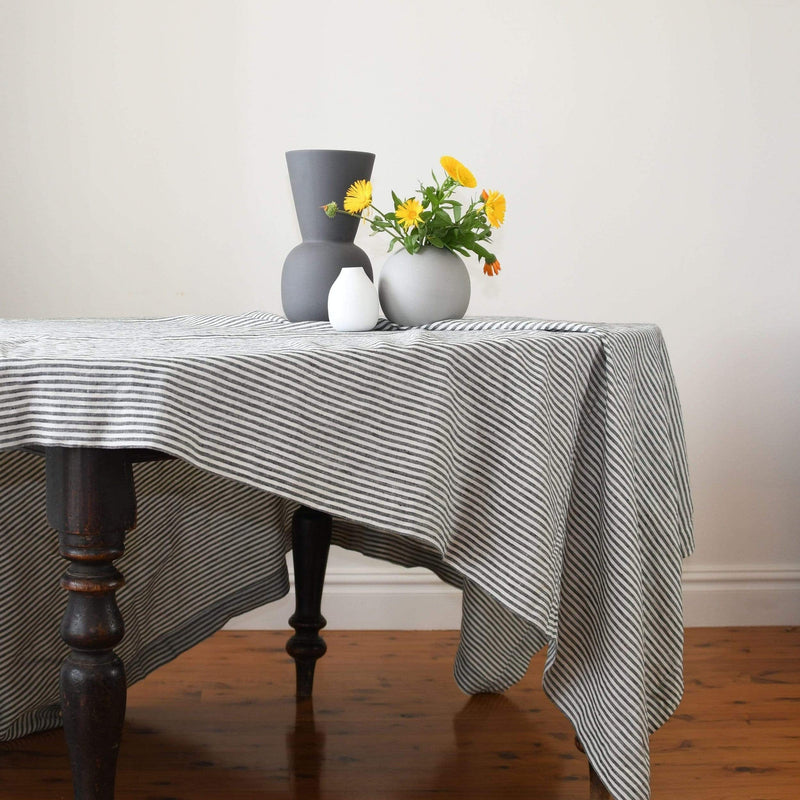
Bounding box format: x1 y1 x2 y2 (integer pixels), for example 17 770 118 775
343 179 373 214
440 156 477 188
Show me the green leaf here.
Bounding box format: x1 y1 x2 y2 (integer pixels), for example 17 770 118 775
391 191 403 209
434 209 452 227
459 231 476 247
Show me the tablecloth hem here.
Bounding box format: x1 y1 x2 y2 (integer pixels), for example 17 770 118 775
542 675 688 800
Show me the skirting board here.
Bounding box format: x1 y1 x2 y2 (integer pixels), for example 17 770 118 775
225 563 800 631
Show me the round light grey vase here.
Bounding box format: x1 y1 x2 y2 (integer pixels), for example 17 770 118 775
282 149 375 321
378 245 471 326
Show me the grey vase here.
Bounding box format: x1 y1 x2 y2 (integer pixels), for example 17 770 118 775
378 245 471 326
282 149 375 321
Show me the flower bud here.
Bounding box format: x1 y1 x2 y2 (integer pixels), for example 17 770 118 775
483 259 501 276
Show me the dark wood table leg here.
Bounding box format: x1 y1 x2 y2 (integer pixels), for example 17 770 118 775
575 737 614 799
286 506 332 699
46 447 137 800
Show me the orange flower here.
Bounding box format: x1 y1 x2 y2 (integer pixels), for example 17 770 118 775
483 259 501 276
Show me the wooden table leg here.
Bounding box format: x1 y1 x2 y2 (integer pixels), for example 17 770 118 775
286 506 332 698
575 737 614 800
46 447 137 800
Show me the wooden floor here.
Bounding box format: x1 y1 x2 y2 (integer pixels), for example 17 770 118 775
1 627 798 799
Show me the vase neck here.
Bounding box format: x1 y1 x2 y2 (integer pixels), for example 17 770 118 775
299 231 357 244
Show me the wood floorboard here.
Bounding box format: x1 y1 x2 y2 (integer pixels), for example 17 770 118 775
0 627 797 799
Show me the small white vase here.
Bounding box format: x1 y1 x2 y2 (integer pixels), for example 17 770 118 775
378 245 470 327
327 266 379 331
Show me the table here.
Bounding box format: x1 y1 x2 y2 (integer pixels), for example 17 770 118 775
0 313 694 800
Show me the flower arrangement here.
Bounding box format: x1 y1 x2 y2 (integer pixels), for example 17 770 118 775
323 156 505 276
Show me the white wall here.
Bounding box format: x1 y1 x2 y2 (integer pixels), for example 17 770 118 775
1 0 798 625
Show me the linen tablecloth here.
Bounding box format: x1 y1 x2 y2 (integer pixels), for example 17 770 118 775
0 312 693 800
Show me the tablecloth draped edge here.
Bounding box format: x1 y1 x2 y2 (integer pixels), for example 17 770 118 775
0 568 289 742
1 437 692 679
2 438 564 631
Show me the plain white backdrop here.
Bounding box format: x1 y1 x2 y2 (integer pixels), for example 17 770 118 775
1 0 798 625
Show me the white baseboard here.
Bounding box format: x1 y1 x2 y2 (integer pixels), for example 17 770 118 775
681 565 800 626
225 563 800 631
226 564 463 630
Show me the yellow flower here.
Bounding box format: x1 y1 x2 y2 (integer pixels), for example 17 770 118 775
483 259 501 276
395 198 424 229
343 179 372 214
440 156 477 188
482 190 506 228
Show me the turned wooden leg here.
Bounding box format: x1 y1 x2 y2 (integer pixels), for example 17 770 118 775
286 506 332 699
46 447 137 800
575 737 614 800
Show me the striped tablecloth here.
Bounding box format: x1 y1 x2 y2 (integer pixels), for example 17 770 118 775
0 312 693 800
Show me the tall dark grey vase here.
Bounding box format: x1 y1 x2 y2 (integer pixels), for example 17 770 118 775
282 149 375 321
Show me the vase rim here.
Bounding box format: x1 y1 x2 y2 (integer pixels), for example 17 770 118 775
286 148 375 158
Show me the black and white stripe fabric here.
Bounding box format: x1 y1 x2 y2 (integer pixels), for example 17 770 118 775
0 312 693 800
